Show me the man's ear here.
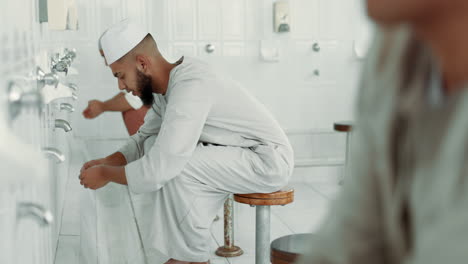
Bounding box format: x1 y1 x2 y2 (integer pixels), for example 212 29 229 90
135 55 148 73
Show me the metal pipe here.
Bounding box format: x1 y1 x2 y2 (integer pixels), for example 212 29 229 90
52 60 69 75
17 202 53 227
340 132 351 184
345 132 351 168
42 147 65 163
224 196 234 248
67 83 78 92
215 195 243 257
36 67 59 89
55 119 72 132
60 103 75 113
255 205 270 264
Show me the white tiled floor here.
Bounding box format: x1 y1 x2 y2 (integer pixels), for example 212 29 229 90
54 139 341 264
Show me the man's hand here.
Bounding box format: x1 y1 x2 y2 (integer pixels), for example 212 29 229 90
79 152 128 176
83 100 105 119
80 158 105 173
79 165 111 190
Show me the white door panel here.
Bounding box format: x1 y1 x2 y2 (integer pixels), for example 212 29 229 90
221 0 245 40
197 0 221 40
170 0 196 41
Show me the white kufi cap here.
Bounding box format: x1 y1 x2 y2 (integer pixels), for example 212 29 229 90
100 19 148 65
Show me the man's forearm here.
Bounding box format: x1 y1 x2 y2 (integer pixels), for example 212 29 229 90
103 151 128 166
104 165 128 186
102 153 129 185
102 92 133 112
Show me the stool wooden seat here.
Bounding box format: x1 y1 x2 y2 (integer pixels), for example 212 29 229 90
234 188 294 206
333 121 354 132
233 188 294 264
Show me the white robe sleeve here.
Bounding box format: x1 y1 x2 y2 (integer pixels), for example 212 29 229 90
117 103 163 163
124 92 144 109
124 81 212 193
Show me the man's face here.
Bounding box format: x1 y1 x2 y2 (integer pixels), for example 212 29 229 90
366 0 454 25
110 61 154 106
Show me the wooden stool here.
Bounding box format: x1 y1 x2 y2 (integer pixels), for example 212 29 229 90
334 121 354 184
270 233 314 264
333 121 353 133
234 188 294 264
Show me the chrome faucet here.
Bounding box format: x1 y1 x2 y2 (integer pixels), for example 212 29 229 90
17 202 53 227
36 67 59 89
71 92 78 101
42 147 65 163
60 103 74 113
55 119 72 132
64 48 77 61
52 60 69 75
67 83 78 92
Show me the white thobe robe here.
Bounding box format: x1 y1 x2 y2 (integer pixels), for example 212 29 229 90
117 57 294 261
297 26 468 263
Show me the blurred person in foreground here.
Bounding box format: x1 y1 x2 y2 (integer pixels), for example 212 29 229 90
298 0 468 263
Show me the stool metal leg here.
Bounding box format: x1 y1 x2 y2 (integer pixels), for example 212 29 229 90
255 205 270 264
215 195 243 257
345 132 351 169
340 132 351 185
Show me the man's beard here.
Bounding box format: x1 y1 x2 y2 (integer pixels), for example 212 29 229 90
136 70 154 106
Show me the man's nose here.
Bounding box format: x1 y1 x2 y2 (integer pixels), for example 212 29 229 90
118 79 127 90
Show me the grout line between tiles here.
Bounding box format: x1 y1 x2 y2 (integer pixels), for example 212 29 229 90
303 182 331 200
271 210 295 234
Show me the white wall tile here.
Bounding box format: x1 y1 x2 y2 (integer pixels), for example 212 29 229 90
198 0 221 40
222 43 245 57
170 0 196 41
244 0 261 40
291 0 319 39
318 0 350 40
171 42 198 58
124 0 147 27
221 0 245 40
147 0 169 41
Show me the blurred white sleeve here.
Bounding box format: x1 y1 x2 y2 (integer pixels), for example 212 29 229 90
124 92 143 109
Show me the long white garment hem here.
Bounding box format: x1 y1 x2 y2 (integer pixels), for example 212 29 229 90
129 143 291 262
